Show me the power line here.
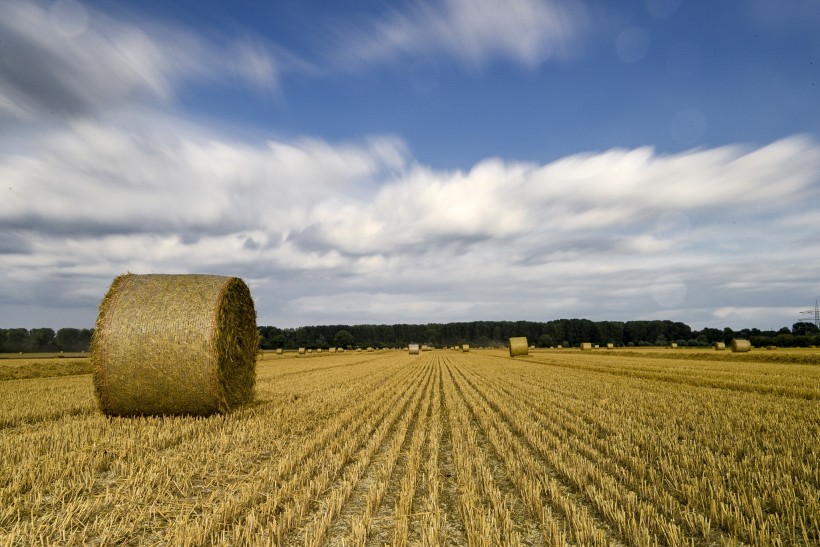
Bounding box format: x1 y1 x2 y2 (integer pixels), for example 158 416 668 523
798 299 820 327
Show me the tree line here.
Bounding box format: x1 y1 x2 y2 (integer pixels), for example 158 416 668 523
258 319 820 350
4 320 819 353
0 328 93 353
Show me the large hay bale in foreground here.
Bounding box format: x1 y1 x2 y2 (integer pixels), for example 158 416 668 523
91 273 257 416
732 339 751 353
509 337 529 357
408 343 420 355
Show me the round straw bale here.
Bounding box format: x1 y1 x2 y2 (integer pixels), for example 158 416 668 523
606 343 614 349
714 342 726 351
509 337 529 357
731 339 751 353
408 343 420 355
580 342 592 351
298 347 306 355
462 344 470 352
276 348 283 355
91 273 257 417
670 342 678 349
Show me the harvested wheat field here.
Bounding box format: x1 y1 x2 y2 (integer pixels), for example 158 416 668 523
1 348 819 545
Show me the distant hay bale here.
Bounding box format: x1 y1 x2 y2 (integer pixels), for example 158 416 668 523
606 343 614 349
509 337 529 357
766 345 777 350
307 349 312 353
557 345 562 349
298 347 306 355
409 343 420 355
670 343 678 349
91 273 257 417
367 347 374 352
276 348 283 355
593 344 600 349
329 347 336 353
462 344 470 352
580 342 592 351
714 342 726 351
732 339 751 353
317 348 322 353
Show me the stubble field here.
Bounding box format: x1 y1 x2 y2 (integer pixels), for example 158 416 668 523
1 348 818 546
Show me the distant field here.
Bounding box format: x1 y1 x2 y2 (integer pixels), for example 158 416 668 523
1 348 818 545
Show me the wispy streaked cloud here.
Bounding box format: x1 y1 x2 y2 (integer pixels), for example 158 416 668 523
0 0 281 120
328 0 590 70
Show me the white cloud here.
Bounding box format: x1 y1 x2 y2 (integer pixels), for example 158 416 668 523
0 0 281 120
330 0 589 70
1 106 819 329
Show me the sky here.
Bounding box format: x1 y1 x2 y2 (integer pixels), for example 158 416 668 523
1 0 819 332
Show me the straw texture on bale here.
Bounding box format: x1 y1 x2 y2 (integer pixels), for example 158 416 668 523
714 342 726 351
580 342 592 351
91 273 257 417
732 339 752 353
509 337 529 357
408 343 420 355
462 344 470 352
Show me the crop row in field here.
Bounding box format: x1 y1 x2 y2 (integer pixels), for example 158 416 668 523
1 349 818 545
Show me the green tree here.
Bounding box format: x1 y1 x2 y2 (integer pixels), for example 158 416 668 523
333 329 354 349
792 322 819 336
55 328 90 351
27 328 56 351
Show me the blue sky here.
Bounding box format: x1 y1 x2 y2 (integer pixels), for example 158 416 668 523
1 0 819 331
